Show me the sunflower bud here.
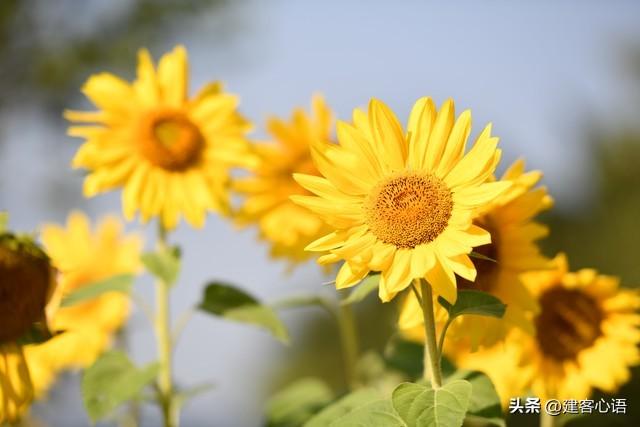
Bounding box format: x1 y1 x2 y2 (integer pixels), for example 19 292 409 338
0 233 55 344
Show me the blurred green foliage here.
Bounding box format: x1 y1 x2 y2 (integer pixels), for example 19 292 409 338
0 0 231 110
543 132 640 286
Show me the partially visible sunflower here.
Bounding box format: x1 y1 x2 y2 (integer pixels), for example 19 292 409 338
26 212 142 394
399 159 552 348
66 45 255 230
0 224 56 424
233 95 334 265
456 254 640 403
1 211 142 421
292 97 510 303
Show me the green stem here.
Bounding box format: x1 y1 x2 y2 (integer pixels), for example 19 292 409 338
155 225 178 427
337 301 359 390
437 317 453 365
540 411 555 427
417 279 442 388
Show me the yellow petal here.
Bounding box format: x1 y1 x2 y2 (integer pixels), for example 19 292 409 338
453 181 511 208
444 124 499 188
424 99 455 172
435 109 471 177
368 99 406 171
407 97 436 169
336 262 369 289
158 45 188 107
426 252 457 304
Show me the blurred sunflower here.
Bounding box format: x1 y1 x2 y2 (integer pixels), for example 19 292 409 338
1 212 142 420
399 159 552 348
66 45 254 230
0 223 56 423
233 95 334 265
456 254 640 403
28 212 142 392
292 97 510 303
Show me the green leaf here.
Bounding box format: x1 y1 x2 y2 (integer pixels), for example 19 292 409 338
341 274 380 305
304 388 381 427
266 377 334 427
330 399 405 427
437 290 506 320
82 351 159 423
60 274 134 308
392 380 472 427
141 246 180 286
198 282 289 343
448 370 505 426
227 305 289 343
469 251 497 263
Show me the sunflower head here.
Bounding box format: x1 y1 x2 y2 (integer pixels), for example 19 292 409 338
233 95 334 265
521 254 640 400
455 254 640 403
293 97 510 303
364 172 454 248
66 45 255 230
137 108 204 171
0 232 55 344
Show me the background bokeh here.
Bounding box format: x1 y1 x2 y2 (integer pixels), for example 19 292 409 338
1 1 639 426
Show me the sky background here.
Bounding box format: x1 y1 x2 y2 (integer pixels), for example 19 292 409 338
1 1 640 426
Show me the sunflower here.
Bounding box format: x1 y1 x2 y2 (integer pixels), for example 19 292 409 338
291 97 510 303
456 254 640 403
28 212 142 392
1 212 142 421
66 45 254 230
0 227 56 424
399 159 552 348
233 95 334 265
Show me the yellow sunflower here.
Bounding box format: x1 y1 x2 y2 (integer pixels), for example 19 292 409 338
291 97 510 303
26 212 142 394
399 159 552 348
1 211 142 421
233 95 334 264
456 254 640 403
66 45 255 230
0 228 56 424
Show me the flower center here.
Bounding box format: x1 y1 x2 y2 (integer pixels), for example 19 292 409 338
364 173 453 248
0 242 52 343
535 286 603 361
138 110 203 171
459 217 499 292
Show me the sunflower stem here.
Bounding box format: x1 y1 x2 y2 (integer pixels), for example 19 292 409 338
418 279 442 388
337 299 360 390
540 411 555 427
154 224 178 427
437 317 454 365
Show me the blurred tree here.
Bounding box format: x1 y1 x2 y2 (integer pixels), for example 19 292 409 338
0 0 233 112
543 121 640 286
